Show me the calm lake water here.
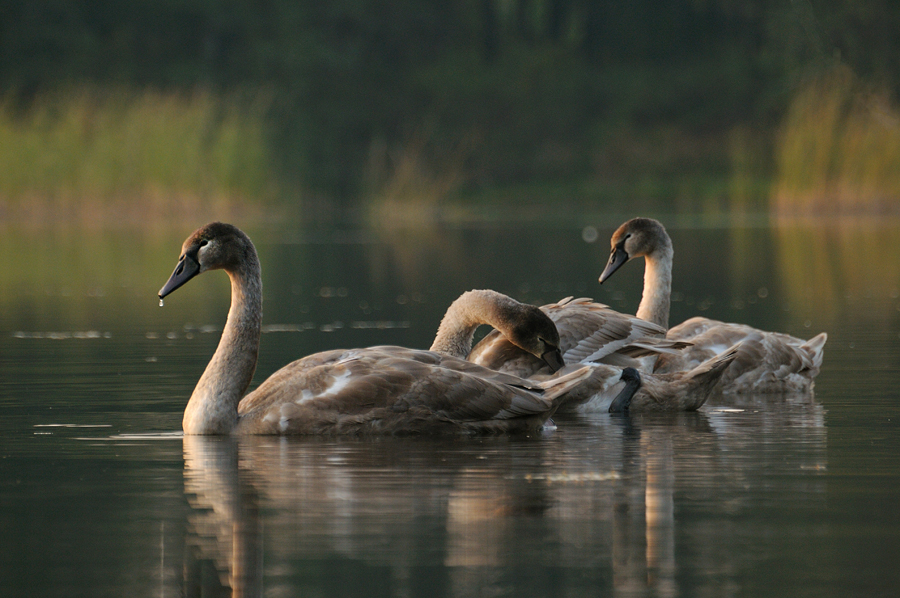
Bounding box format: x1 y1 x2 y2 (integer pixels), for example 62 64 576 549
1 215 899 597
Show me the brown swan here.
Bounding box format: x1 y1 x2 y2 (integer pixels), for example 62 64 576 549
599 217 827 393
158 222 595 435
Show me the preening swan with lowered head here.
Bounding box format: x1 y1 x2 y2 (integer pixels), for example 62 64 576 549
599 217 827 393
158 222 595 435
430 289 564 370
468 320 739 413
433 290 718 411
468 296 691 379
460 291 740 412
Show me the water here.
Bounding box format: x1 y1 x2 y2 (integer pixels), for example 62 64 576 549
1 217 899 597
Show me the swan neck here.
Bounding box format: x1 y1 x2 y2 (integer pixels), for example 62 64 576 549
636 245 672 329
430 290 515 358
183 258 262 435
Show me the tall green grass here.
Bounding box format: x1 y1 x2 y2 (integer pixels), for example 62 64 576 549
772 67 900 215
0 87 278 223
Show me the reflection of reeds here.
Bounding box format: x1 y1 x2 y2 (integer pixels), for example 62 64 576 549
773 220 900 323
0 226 237 330
0 87 277 224
772 67 900 215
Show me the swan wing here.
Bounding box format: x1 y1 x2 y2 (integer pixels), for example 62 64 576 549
656 324 827 393
540 298 668 363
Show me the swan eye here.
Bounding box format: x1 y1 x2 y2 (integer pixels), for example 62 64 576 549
199 240 209 248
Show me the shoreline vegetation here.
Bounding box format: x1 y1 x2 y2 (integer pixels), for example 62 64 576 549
0 88 281 226
1 67 898 227
772 67 900 217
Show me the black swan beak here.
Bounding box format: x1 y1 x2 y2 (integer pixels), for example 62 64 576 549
159 254 201 299
600 245 629 284
542 348 565 373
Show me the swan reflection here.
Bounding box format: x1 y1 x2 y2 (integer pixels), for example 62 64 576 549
181 393 826 596
183 437 262 597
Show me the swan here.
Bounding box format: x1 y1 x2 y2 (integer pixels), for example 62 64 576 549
467 324 739 413
599 217 827 393
467 296 690 378
455 290 738 412
559 344 739 413
429 289 564 370
158 222 597 435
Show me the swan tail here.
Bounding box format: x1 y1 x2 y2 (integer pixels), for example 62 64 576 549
801 332 828 370
683 343 740 389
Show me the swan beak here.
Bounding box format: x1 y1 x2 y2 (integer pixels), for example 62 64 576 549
599 246 629 284
608 367 642 413
159 254 201 298
542 348 565 373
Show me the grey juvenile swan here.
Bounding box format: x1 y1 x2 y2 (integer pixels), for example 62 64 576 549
158 222 596 435
560 346 739 413
599 217 827 393
469 332 738 413
430 289 564 369
468 297 690 379
456 291 739 412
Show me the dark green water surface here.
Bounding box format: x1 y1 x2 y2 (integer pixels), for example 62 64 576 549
1 218 898 597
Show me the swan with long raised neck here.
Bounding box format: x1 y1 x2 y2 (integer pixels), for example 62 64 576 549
158 223 600 435
599 217 827 393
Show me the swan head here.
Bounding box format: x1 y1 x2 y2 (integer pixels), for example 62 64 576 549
159 222 253 298
507 304 565 372
599 217 670 284
608 367 642 413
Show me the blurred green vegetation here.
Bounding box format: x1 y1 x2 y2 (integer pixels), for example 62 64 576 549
0 88 277 222
773 66 900 215
0 0 898 222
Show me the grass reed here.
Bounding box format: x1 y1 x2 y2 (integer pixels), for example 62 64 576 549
772 66 900 216
0 87 278 224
